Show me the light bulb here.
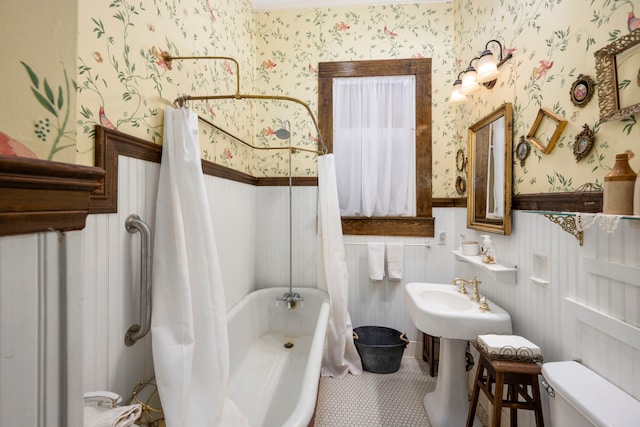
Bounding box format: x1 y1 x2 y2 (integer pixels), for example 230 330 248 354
449 79 468 104
460 66 481 95
476 50 500 83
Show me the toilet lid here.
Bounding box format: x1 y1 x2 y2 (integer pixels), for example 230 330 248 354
542 361 640 427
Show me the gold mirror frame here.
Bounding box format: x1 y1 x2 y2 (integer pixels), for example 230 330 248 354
467 103 513 235
594 29 640 123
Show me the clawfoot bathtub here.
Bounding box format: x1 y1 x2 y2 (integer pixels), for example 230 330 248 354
227 287 330 427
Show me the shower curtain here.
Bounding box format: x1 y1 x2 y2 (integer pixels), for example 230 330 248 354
151 107 248 427
317 154 363 377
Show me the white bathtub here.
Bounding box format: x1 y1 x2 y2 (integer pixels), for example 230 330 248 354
226 287 330 427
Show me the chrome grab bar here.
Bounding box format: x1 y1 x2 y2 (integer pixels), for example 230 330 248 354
124 214 153 346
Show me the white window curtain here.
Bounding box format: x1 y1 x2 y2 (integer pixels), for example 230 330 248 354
333 76 416 217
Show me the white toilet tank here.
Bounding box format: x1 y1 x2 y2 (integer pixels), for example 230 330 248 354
541 361 640 427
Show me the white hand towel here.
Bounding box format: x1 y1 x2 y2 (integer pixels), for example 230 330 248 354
477 334 542 360
368 242 385 280
84 404 142 427
386 243 404 280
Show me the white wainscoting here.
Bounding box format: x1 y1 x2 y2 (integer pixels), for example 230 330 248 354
254 186 319 290
454 209 640 406
5 151 640 427
342 208 456 343
82 156 160 399
0 231 84 427
81 156 257 399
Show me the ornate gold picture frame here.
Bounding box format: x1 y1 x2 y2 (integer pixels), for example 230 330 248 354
594 29 640 123
570 74 595 107
526 108 567 154
573 124 595 162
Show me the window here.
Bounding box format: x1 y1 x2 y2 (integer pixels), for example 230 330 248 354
318 59 434 237
333 75 416 217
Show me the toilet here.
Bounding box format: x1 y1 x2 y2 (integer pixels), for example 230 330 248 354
541 361 640 426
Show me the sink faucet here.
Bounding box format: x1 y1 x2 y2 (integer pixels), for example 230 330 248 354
451 277 468 294
451 276 484 303
467 276 481 302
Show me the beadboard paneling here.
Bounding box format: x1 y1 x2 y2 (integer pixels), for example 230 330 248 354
453 209 640 406
82 156 159 398
81 155 258 399
340 207 456 342
254 186 319 290
0 231 83 427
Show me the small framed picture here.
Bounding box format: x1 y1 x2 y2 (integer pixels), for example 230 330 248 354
570 74 595 107
455 175 466 195
573 124 595 162
456 148 465 172
515 136 531 167
526 108 567 154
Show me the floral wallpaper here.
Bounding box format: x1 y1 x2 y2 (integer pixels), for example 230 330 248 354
75 0 257 172
452 0 640 196
253 4 455 179
3 0 639 198
256 0 640 195
1 0 78 163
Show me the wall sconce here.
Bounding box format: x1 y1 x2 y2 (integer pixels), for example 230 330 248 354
449 71 469 104
450 39 513 102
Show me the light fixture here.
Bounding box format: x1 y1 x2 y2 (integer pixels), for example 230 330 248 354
449 71 468 104
451 39 513 99
476 40 512 85
460 60 481 95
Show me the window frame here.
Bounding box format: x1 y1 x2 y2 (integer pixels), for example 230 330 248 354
318 58 434 237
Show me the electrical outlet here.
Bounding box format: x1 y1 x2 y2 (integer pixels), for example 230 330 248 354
437 230 446 245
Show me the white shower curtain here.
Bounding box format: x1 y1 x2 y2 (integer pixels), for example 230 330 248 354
151 107 249 427
317 154 363 377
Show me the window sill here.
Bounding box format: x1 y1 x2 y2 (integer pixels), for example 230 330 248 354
341 216 434 237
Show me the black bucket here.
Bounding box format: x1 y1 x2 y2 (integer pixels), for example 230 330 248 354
353 326 409 374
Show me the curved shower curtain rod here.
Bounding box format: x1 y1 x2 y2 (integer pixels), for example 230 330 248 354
162 53 328 155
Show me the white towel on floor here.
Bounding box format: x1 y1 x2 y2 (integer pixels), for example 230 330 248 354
368 242 385 280
386 243 404 280
84 403 142 427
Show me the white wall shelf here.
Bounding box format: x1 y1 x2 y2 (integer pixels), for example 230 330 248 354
451 249 517 282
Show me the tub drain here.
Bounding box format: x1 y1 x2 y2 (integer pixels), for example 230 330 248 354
284 341 294 349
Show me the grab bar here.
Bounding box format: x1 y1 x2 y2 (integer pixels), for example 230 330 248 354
124 214 153 346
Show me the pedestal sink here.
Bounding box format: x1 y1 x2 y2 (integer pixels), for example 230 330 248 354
404 282 512 427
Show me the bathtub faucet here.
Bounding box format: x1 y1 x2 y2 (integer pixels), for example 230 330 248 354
276 291 304 309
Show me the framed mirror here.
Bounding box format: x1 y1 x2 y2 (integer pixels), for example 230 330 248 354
467 103 513 235
594 29 640 123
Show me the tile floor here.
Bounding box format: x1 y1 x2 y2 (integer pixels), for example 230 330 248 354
315 357 488 427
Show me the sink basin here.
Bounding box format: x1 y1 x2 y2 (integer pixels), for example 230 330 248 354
404 282 512 340
404 282 512 427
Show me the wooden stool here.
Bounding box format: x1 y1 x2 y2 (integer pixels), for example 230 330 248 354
466 342 544 427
